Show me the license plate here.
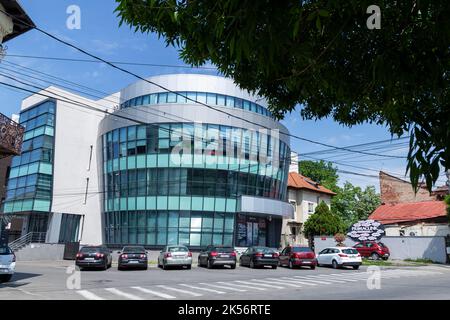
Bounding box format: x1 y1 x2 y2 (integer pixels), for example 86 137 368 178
303 261 311 264
85 258 95 261
264 254 272 258
221 255 229 258
129 260 139 264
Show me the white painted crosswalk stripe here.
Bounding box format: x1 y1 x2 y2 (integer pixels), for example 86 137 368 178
291 276 332 285
179 284 225 294
105 288 144 300
131 286 176 299
234 280 284 289
253 279 303 288
76 290 105 300
201 283 248 292
217 281 267 291
276 277 318 286
301 275 346 283
313 274 358 282
157 285 203 297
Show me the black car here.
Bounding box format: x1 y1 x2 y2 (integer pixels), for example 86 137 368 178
118 246 148 270
239 246 279 269
75 246 112 270
198 245 236 269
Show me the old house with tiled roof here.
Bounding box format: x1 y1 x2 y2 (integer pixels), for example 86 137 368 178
369 172 449 237
282 170 336 246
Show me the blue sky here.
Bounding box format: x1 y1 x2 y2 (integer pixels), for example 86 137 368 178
1 0 445 190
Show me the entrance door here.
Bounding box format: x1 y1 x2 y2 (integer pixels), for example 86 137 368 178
246 222 259 246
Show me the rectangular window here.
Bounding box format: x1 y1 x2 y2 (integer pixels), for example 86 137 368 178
167 93 177 103
158 92 168 104
206 93 216 105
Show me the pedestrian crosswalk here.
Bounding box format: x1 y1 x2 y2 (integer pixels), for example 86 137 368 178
73 268 442 300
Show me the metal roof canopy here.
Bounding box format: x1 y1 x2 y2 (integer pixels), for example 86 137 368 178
0 0 34 43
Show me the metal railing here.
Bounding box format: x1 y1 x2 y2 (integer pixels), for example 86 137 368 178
8 232 47 252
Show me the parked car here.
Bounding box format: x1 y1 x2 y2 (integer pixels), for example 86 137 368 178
239 246 279 269
316 247 362 269
354 241 390 260
118 246 148 270
198 245 236 269
279 245 317 269
0 246 15 283
158 245 192 270
75 246 113 270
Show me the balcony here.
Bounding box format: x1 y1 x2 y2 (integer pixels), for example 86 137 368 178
0 112 24 157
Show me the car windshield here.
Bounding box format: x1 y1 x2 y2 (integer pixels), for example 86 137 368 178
168 246 188 252
123 246 145 253
213 247 234 252
378 242 386 247
292 247 312 253
80 247 102 253
253 247 275 253
0 247 12 255
342 249 359 254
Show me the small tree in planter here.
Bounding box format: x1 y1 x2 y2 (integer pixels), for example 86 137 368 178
334 233 346 247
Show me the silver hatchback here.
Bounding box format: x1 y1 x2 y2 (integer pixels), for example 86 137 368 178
158 245 192 270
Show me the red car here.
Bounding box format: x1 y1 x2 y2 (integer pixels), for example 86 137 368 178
279 245 317 269
353 241 390 260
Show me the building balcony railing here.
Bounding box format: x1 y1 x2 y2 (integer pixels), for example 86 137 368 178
0 112 24 157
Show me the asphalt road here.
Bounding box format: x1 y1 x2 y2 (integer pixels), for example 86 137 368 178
1 261 450 300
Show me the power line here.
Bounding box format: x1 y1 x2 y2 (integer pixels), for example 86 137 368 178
0 8 407 159
5 53 218 70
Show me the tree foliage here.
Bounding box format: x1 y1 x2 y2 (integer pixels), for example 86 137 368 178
299 160 339 192
331 182 381 228
303 201 344 238
115 0 450 191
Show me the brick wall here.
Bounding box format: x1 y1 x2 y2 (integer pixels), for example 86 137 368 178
380 171 436 204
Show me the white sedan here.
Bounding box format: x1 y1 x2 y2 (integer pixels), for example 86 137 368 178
316 247 362 270
0 246 15 282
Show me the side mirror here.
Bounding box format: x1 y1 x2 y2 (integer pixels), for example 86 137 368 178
117 251 121 254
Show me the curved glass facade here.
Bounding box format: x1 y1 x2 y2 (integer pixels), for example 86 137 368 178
102 122 290 247
120 91 274 118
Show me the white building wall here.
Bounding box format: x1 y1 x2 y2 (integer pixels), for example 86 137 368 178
385 223 450 237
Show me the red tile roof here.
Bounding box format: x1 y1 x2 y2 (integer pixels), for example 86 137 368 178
288 172 336 196
369 200 447 225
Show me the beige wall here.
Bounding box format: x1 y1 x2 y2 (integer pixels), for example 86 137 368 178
281 188 333 246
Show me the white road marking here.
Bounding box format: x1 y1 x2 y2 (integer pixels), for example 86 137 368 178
157 285 203 297
252 279 303 288
275 277 318 286
300 275 346 283
234 280 284 289
76 290 105 300
201 283 248 292
104 288 144 300
216 281 266 291
179 284 225 294
291 276 332 285
131 286 176 299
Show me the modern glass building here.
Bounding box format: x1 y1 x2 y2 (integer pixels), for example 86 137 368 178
2 74 293 248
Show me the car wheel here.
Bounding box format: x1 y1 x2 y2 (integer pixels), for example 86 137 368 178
272 265 277 270
103 261 108 271
371 253 380 260
143 265 148 270
230 264 236 270
207 259 213 269
332 260 339 269
198 258 202 267
250 260 255 269
118 265 123 271
0 275 12 283
353 265 360 270
310 265 316 270
162 262 168 270
186 265 192 270
289 260 294 269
